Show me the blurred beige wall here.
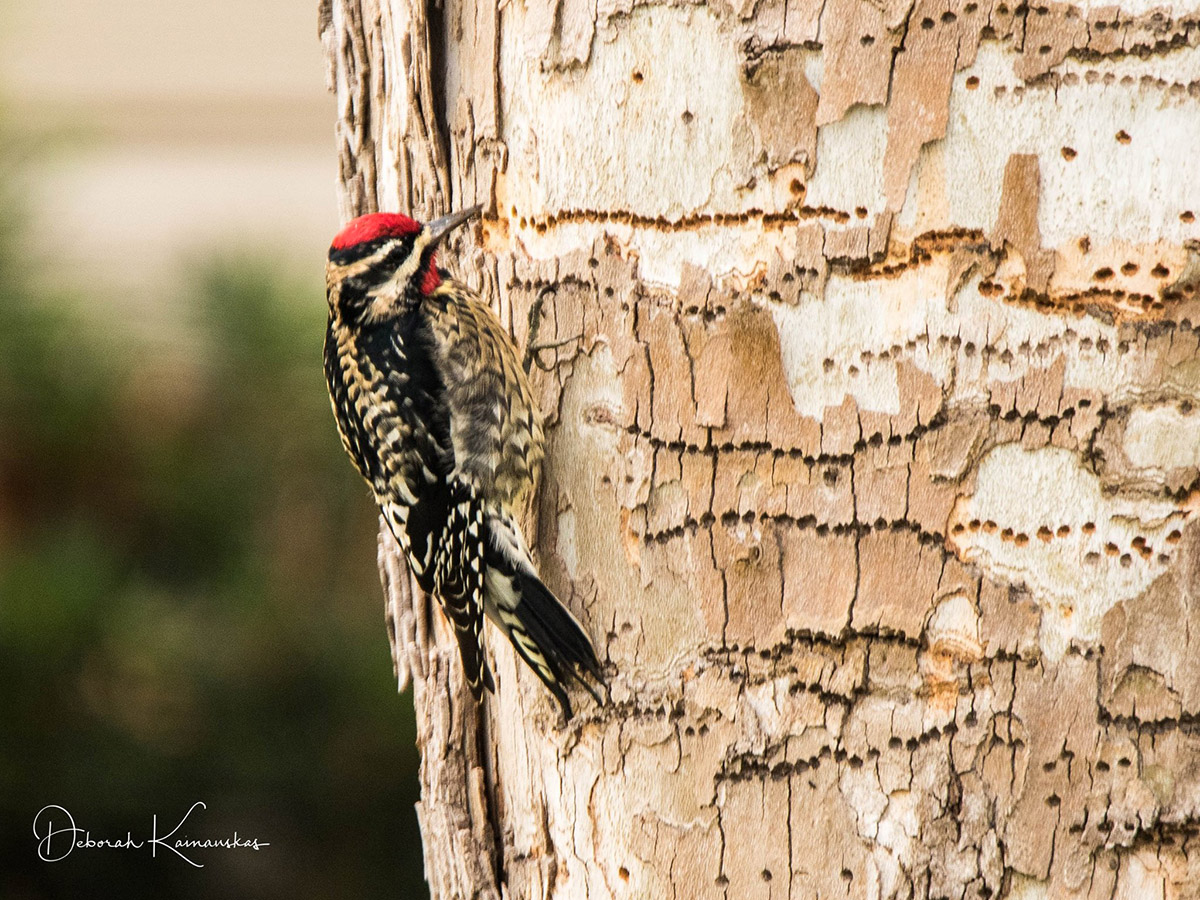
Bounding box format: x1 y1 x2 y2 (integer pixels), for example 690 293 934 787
1 0 338 292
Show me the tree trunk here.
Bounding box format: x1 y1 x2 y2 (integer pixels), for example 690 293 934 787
322 0 1200 896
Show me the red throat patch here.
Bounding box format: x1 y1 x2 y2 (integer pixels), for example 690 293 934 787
420 256 441 295
330 212 422 251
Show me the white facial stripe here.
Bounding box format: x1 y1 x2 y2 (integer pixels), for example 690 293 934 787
364 230 435 322
326 237 402 285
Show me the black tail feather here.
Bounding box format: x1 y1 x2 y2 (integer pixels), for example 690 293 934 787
509 570 606 717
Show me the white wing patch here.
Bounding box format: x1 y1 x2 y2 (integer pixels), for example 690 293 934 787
486 511 536 576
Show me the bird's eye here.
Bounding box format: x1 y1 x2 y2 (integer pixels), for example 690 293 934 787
368 241 415 282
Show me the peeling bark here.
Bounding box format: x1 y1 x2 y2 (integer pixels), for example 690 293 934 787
324 0 1200 895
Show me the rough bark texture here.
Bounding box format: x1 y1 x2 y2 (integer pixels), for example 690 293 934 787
323 0 1200 896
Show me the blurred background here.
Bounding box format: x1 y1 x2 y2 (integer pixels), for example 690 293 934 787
0 1 428 897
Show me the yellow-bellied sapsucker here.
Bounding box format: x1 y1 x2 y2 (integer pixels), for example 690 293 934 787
323 207 604 718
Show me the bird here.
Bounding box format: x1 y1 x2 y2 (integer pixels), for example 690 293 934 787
323 206 605 719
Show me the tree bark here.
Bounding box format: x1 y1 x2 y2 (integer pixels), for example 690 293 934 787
323 0 1200 896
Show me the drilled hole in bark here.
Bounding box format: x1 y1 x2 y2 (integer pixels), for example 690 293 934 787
921 16 935 28
631 70 644 83
1093 267 1114 281
1038 44 1051 54
1121 261 1139 275
1152 263 1170 277
1046 794 1061 807
1057 525 1071 537
619 866 630 881
966 75 980 89
1061 146 1077 160
681 110 693 124
860 33 875 45
1078 236 1091 253
1116 130 1132 144
1183 210 1196 222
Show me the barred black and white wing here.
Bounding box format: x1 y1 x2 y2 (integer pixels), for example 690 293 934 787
432 479 494 696
423 283 606 718
325 312 492 695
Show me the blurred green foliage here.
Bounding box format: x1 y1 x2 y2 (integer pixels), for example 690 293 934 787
0 142 428 898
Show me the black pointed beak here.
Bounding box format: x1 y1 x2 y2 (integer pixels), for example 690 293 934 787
426 205 482 246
